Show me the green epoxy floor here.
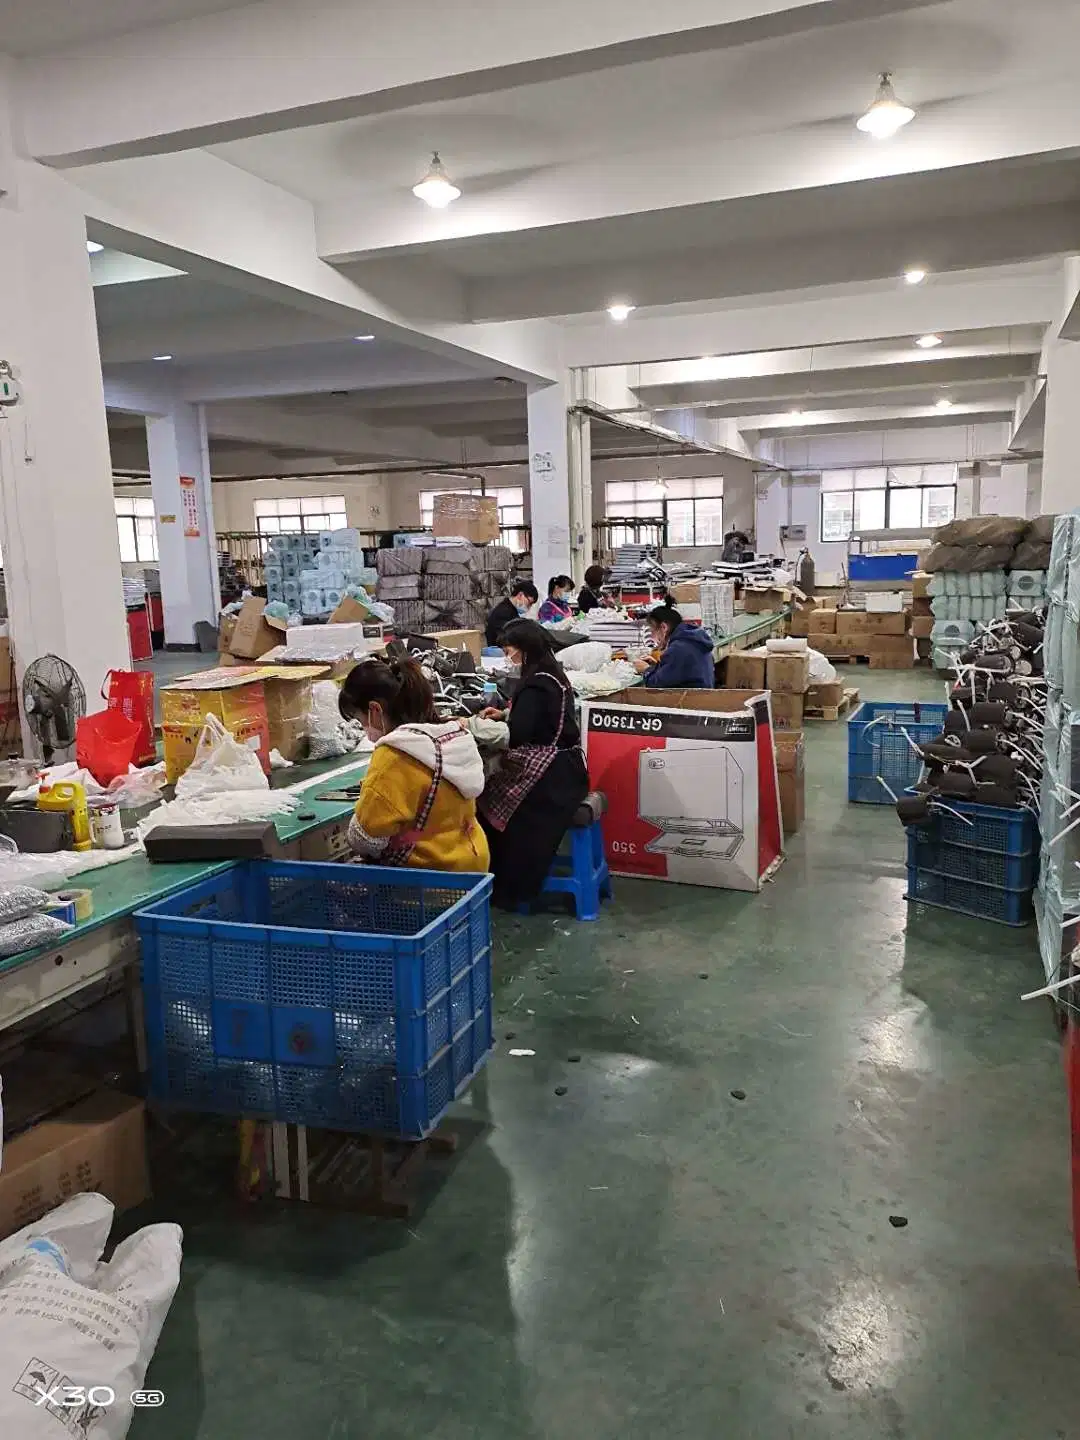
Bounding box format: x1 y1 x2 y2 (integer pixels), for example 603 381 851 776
132 667 1079 1440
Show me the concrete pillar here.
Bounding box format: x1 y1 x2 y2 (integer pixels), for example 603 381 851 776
527 380 575 589
722 457 756 540
1041 337 1080 515
145 401 220 645
0 158 129 709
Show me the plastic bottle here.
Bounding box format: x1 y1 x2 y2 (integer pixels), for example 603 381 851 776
38 779 92 851
482 680 500 706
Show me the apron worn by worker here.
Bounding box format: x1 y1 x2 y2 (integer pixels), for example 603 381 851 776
480 675 576 833
378 729 456 867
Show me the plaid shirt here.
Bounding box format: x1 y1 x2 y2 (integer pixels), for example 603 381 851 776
479 675 576 833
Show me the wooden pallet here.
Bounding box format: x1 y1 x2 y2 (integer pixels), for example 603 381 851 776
817 653 915 670
804 686 859 721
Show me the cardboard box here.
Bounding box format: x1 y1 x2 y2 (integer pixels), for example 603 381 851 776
869 637 915 669
787 611 810 637
428 628 484 661
910 614 934 638
432 493 500 543
670 582 701 605
328 594 377 625
769 692 804 731
807 609 837 636
912 595 932 617
865 591 905 613
582 688 784 891
262 664 328 762
161 667 271 781
0 1091 149 1241
864 612 909 637
742 587 789 614
227 597 288 660
835 610 870 639
911 571 931 601
766 651 810 694
774 731 805 836
724 647 768 690
806 681 844 709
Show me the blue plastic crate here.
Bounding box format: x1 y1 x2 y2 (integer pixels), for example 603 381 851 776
906 830 1037 891
135 861 493 1139
904 866 1034 926
847 700 949 804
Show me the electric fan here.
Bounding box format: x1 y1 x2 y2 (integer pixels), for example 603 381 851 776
22 655 87 764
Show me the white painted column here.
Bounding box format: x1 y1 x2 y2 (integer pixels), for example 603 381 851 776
145 401 220 645
527 380 575 589
1041 337 1080 515
0 158 129 708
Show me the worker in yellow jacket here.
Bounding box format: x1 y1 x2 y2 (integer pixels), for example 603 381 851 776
338 657 489 873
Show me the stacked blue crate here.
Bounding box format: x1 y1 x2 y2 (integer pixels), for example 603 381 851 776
905 796 1039 926
136 861 493 1139
847 700 949 804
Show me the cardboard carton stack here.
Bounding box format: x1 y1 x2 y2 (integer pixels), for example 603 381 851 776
815 606 915 669
723 646 809 732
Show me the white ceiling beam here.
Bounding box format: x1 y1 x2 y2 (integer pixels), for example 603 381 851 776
66 152 561 382
749 400 1016 437
317 79 1080 264
18 0 922 166
563 268 1062 367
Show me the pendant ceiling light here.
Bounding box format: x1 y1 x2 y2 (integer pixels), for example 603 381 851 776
856 72 916 139
412 152 462 208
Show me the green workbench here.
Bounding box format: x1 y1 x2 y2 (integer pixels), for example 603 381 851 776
0 754 371 1033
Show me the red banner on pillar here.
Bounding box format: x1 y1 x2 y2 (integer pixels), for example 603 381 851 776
179 475 200 537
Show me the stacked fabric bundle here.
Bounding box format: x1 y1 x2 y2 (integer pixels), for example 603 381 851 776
1035 512 1080 982
923 514 1054 670
375 543 513 635
700 579 736 637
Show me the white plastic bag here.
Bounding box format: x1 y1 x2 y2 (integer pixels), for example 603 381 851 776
0 1192 183 1439
555 641 612 673
175 714 268 799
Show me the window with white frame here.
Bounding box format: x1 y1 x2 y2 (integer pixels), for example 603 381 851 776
604 478 723 547
819 465 956 543
254 494 347 538
115 496 158 563
419 486 526 550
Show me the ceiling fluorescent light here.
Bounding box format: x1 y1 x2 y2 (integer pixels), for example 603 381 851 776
86 240 104 254
856 72 916 139
353 334 376 342
152 354 173 361
904 267 927 285
916 334 943 349
935 397 954 411
607 303 636 323
412 152 461 208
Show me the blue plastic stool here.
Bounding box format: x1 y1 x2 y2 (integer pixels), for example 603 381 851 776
525 792 612 922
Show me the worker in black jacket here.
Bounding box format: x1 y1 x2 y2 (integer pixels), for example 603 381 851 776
484 581 539 647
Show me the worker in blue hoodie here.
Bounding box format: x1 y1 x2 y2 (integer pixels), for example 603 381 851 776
633 604 715 688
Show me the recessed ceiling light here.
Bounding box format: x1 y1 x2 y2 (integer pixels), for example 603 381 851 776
935 397 954 412
86 240 104 254
856 72 916 139
152 354 173 361
904 267 927 285
607 303 636 323
915 333 943 349
412 152 461 208
353 334 375 342
786 409 804 421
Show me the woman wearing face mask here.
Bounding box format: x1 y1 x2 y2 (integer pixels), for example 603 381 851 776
338 657 489 872
537 575 575 624
478 619 589 906
632 604 715 688
577 564 611 615
484 580 539 647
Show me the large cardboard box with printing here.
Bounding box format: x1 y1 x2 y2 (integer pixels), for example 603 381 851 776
0 1092 149 1241
582 688 784 892
161 667 271 781
432 493 499 543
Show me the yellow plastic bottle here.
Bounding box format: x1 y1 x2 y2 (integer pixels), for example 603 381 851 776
38 780 92 852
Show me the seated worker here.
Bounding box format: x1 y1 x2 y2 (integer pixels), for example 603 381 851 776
478 619 589 906
485 580 538 647
577 564 610 615
338 657 489 872
633 604 715 688
537 575 575 624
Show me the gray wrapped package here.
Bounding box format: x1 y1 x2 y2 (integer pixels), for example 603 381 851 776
474 545 513 573
0 912 73 956
933 516 1029 547
423 546 474 573
376 574 424 600
376 547 425 577
391 600 428 633
0 885 54 924
1012 540 1052 571
422 572 473 603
